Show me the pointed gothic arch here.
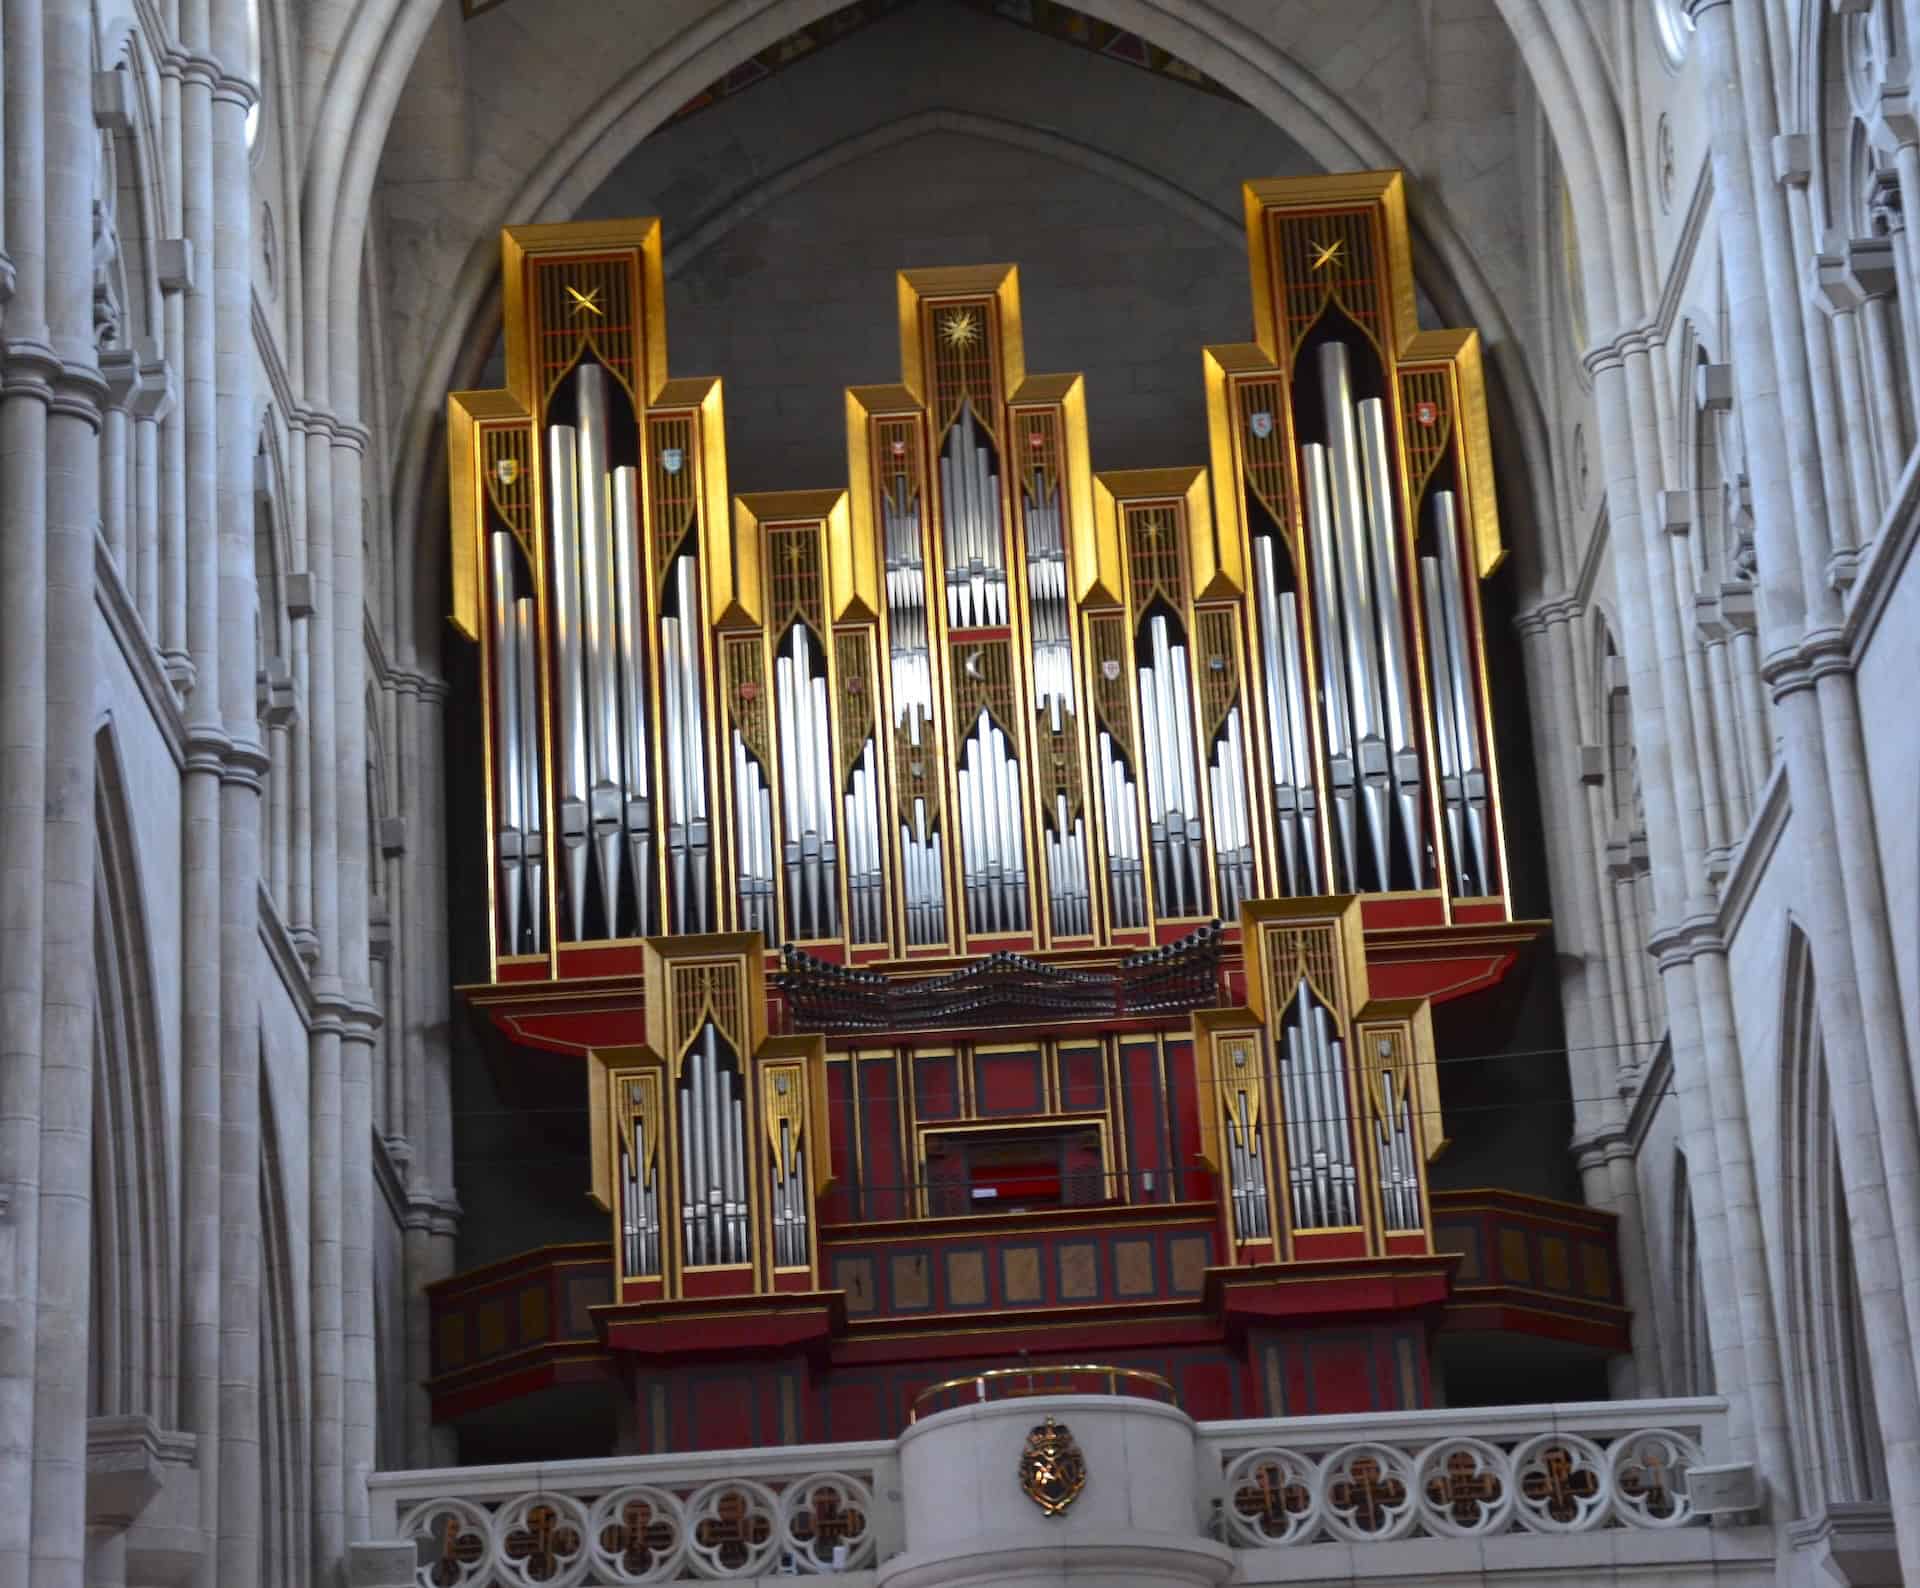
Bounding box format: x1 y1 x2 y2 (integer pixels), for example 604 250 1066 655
1780 925 1888 1513
89 721 176 1426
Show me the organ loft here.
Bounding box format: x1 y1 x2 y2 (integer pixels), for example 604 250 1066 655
433 169 1626 1450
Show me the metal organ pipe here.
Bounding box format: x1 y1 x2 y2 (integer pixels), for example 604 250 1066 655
488 532 527 954
665 555 713 931
1357 399 1424 884
574 367 626 924
883 445 945 944
548 418 591 939
1024 473 1090 938
1136 613 1207 917
1422 491 1490 894
1300 341 1431 893
611 465 653 934
513 600 545 952
1098 730 1144 929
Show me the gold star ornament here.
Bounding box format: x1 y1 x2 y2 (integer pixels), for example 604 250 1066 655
564 284 604 318
941 310 980 348
1309 237 1346 272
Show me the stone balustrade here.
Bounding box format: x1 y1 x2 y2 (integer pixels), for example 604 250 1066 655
366 1397 1753 1585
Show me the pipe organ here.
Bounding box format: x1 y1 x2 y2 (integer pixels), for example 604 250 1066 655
447 174 1570 1450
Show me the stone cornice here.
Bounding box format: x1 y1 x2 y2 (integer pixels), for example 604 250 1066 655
1846 443 1920 662
258 882 315 1023
1653 162 1716 342
374 1131 410 1226
94 531 186 770
1625 1037 1675 1153
1713 760 1789 947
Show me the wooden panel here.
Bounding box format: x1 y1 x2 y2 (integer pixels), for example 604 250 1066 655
1058 1043 1105 1111
973 1048 1045 1116
1119 1041 1168 1201
913 1052 962 1120
859 1055 905 1221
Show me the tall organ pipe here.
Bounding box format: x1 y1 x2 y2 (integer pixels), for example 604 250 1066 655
1317 344 1392 888
1301 444 1356 889
514 601 545 952
574 367 626 920
1430 491 1490 892
548 420 591 939
488 532 525 955
1356 398 1424 883
611 465 653 933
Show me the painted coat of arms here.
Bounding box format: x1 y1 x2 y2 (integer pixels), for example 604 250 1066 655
1018 1417 1087 1516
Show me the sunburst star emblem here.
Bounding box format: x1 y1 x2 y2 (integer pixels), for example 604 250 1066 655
942 310 980 348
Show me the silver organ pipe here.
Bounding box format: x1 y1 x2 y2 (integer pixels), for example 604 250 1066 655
1208 702 1255 919
1301 443 1356 889
488 532 528 954
1372 1041 1421 1231
776 625 840 940
1136 613 1208 917
1226 1087 1269 1243
957 708 1029 933
676 1024 751 1268
1422 491 1491 894
575 368 625 923
1098 730 1145 929
1025 476 1091 937
1358 399 1424 883
1302 341 1429 892
883 444 947 945
844 740 883 944
1249 530 1320 896
611 466 653 934
542 363 689 941
513 600 545 952
548 416 592 939
732 730 775 943
941 402 1007 628
1282 977 1357 1227
772 1121 810 1269
621 1094 661 1279
662 552 712 932
1280 1020 1314 1227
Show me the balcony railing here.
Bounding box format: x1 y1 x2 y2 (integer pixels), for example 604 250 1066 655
1201 1397 1724 1550
368 1397 1738 1583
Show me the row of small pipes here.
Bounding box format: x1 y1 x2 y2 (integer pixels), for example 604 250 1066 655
940 401 1009 628
620 1085 662 1278
1280 977 1359 1230
493 347 1491 953
956 707 1030 934
880 450 948 947
679 1024 750 1268
1135 611 1209 918
1026 468 1093 938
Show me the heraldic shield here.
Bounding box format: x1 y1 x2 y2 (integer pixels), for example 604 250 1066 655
1018 1417 1087 1516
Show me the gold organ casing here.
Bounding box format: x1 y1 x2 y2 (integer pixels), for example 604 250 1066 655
451 174 1509 973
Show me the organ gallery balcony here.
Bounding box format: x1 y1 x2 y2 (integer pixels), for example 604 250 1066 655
369 1393 1765 1584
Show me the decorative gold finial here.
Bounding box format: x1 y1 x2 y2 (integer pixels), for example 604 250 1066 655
1018 1417 1087 1516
